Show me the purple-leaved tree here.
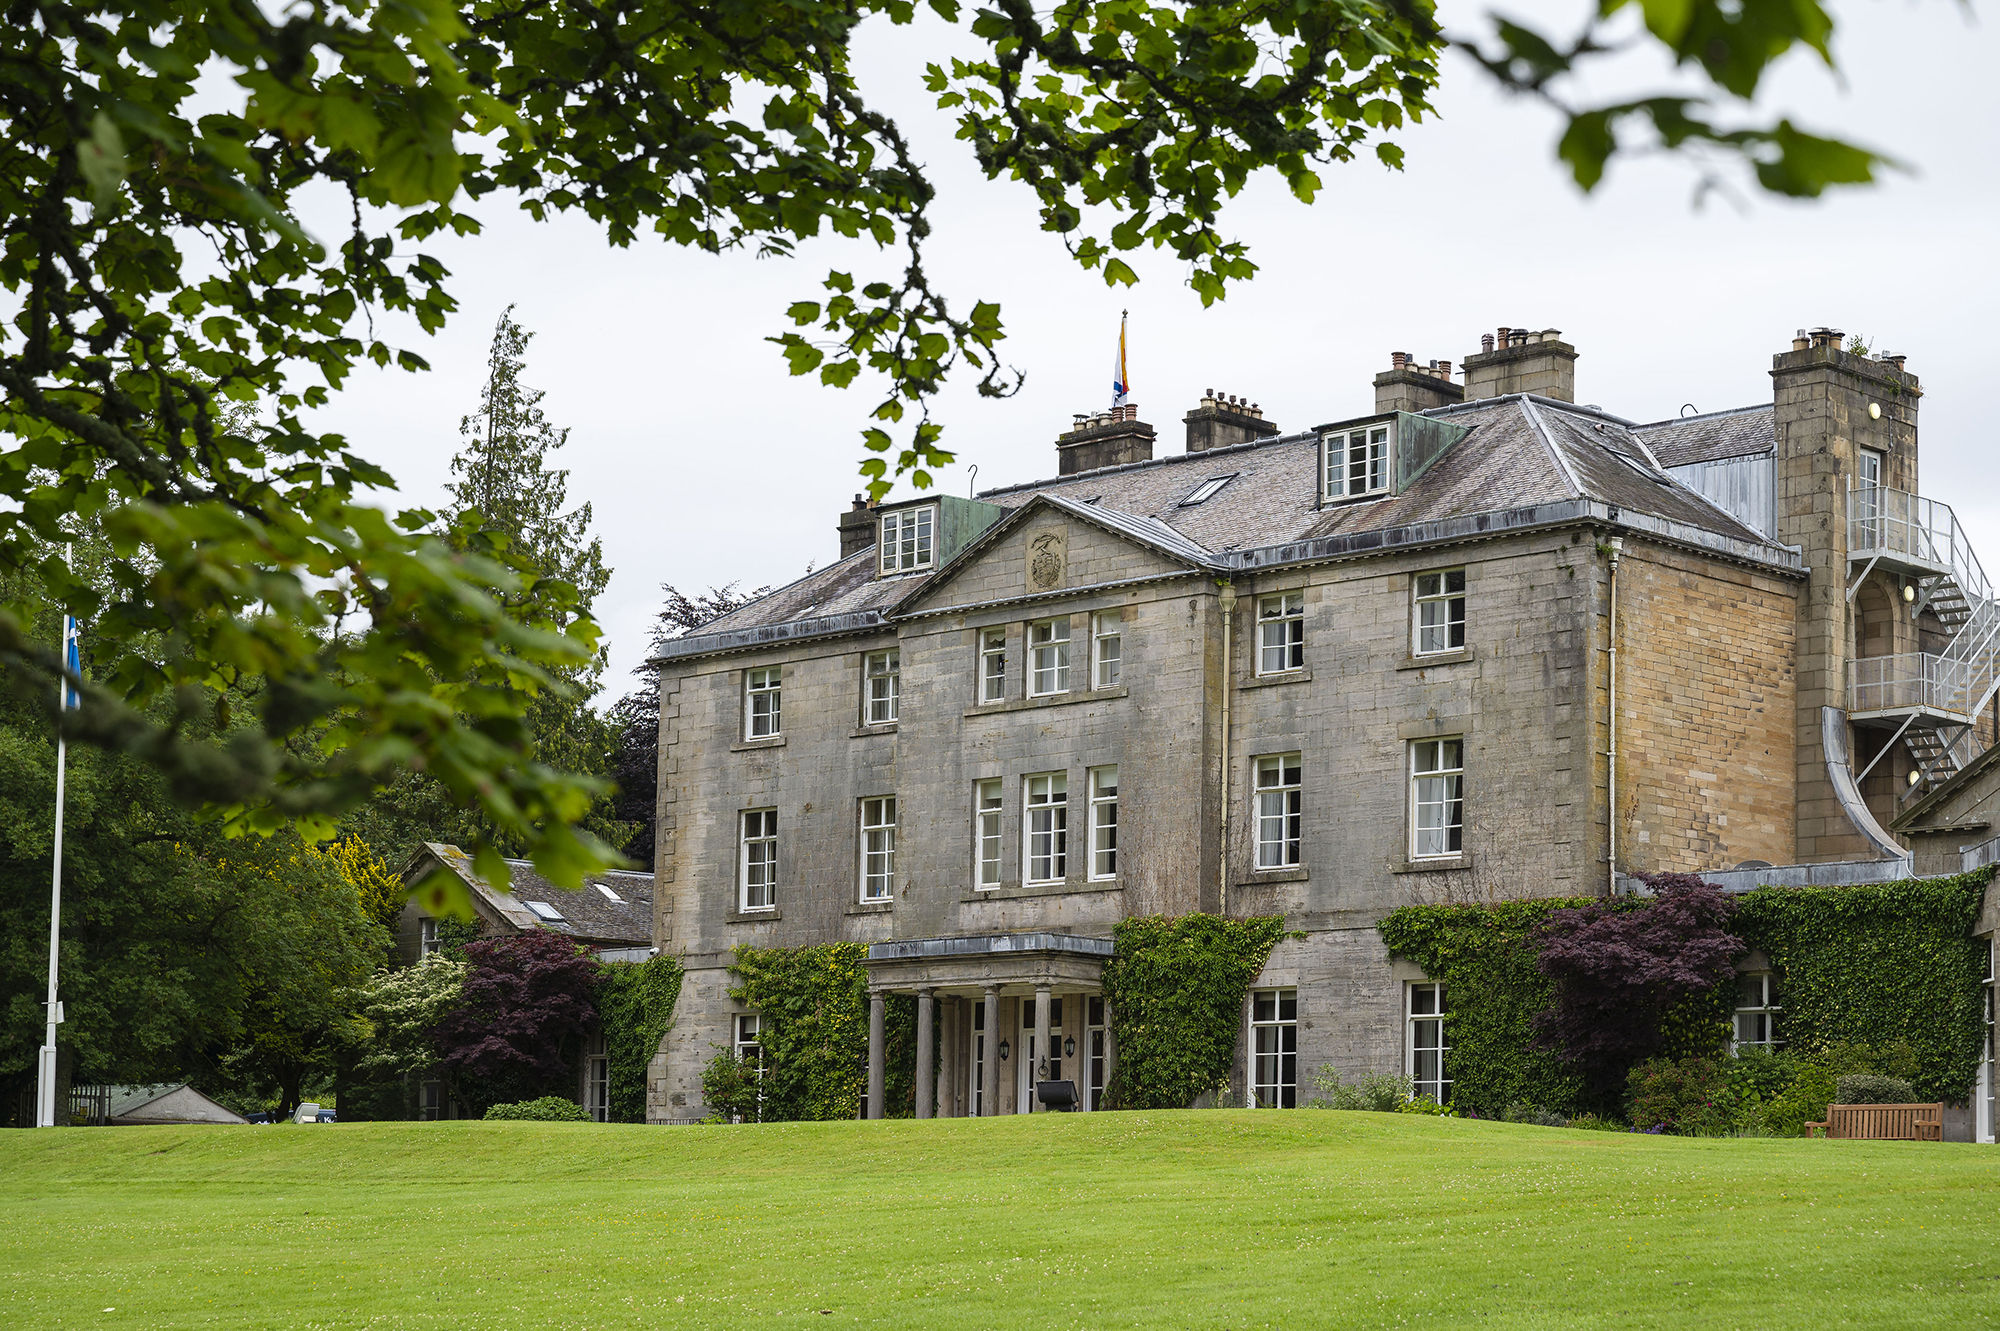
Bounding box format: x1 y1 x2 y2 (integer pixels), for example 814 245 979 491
433 931 601 1113
1532 873 1744 1104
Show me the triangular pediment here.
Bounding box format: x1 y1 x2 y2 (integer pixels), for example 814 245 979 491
894 493 1216 618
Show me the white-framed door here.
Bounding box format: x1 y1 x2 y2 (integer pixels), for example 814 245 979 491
1017 996 1067 1112
1980 937 1995 1144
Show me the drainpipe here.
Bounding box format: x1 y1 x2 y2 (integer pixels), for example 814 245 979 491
1606 536 1623 897
1218 580 1237 915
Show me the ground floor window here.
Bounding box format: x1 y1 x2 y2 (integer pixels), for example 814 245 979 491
971 1002 986 1117
585 1031 609 1123
1087 996 1107 1112
1981 940 1994 1145
1408 982 1450 1103
1733 973 1782 1051
1251 988 1298 1108
736 1013 764 1122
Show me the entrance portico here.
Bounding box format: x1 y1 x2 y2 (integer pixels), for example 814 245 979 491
863 933 1116 1118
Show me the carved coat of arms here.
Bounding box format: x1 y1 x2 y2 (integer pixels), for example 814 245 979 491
1027 528 1067 592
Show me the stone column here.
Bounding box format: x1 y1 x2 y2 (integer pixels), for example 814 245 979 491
939 997 958 1118
915 989 935 1121
981 987 1000 1117
1032 985 1052 1114
867 991 886 1121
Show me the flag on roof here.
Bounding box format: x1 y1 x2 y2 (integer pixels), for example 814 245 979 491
1111 311 1130 408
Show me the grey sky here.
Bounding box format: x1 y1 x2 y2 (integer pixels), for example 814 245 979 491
304 0 1999 697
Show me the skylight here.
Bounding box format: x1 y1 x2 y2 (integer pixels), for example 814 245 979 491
1179 474 1238 507
595 882 624 903
525 900 566 923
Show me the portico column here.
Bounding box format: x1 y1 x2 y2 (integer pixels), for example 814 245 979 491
981 987 1000 1116
867 991 886 1120
915 989 935 1120
938 997 958 1117
1032 985 1052 1114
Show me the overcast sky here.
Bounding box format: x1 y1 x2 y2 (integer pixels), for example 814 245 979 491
303 0 1999 698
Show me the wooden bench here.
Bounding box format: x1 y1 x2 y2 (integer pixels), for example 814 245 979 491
1805 1103 1943 1140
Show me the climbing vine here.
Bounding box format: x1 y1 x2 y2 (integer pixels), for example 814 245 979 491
1732 867 1993 1101
1377 899 1594 1115
596 954 685 1124
1379 866 1997 1114
724 942 916 1121
1102 914 1293 1110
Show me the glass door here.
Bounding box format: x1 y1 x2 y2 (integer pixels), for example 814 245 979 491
1017 997 1064 1112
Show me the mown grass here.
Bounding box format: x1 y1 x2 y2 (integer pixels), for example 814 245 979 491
1 1111 1995 1329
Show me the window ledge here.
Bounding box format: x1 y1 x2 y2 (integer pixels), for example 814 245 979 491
726 907 782 923
1241 668 1312 690
731 736 786 753
846 899 894 915
964 686 1128 718
1240 866 1309 884
1398 649 1474 671
963 879 1122 902
1394 857 1472 874
850 723 898 738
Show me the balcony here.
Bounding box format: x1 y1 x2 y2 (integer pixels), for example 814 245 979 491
1847 485 1962 584
1847 653 1980 724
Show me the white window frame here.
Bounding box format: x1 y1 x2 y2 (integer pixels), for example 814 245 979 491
585 1030 610 1122
879 505 936 574
1085 995 1107 1112
1414 569 1467 656
865 649 900 725
1325 423 1392 500
1030 617 1071 696
1256 593 1304 675
1980 939 1995 1145
860 796 897 902
976 779 1003 889
1732 973 1783 1052
745 667 781 740
1025 771 1068 883
1251 988 1298 1109
1408 982 1450 1103
1089 765 1119 880
971 1001 987 1117
1179 474 1237 507
739 808 778 911
734 1013 764 1122
980 628 1008 703
1410 739 1464 859
1254 753 1302 869
1092 609 1122 688
419 917 440 956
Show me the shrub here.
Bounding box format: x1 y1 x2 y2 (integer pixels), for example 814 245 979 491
1397 1094 1453 1116
435 932 601 1114
483 1097 589 1121
1625 1056 1729 1134
1501 1101 1568 1127
1309 1067 1412 1112
701 1048 765 1123
1835 1073 1917 1105
1564 1112 1625 1131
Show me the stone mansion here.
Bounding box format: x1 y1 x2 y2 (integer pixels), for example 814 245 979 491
643 326 2000 1128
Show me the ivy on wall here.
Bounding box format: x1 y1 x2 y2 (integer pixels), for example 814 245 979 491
596 954 685 1124
727 942 917 1121
1379 866 1998 1114
1102 914 1292 1110
1733 867 1993 1101
1377 900 1593 1115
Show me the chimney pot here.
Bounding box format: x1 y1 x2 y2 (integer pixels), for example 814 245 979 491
1391 351 1409 370
1438 360 1453 381
1481 333 1495 354
1496 326 1511 348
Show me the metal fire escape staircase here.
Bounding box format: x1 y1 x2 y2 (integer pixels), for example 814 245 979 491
1845 484 2000 795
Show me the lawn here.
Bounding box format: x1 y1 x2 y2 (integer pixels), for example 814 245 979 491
1 1111 1995 1330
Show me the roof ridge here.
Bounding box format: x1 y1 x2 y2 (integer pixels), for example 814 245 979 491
1632 403 1770 431
977 430 1318 499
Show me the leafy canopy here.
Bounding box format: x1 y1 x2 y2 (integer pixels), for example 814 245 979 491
0 0 1886 880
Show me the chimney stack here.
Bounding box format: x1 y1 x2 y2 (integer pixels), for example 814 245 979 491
1057 403 1155 474
1462 324 1577 402
1184 389 1280 454
838 493 878 559
1374 352 1465 415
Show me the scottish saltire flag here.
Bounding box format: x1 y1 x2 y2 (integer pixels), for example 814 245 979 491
1110 311 1130 407
61 616 79 710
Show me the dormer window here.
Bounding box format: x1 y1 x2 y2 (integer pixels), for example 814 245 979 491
880 506 935 573
1324 423 1392 500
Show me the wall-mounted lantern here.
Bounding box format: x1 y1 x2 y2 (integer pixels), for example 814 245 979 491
998 1039 1011 1062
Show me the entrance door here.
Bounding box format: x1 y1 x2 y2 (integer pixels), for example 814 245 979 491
970 1001 986 1117
1018 996 1064 1112
1855 446 1885 551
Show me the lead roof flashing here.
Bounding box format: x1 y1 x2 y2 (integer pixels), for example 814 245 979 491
650 609 893 664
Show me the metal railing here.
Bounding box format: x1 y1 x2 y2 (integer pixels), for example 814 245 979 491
1848 485 1983 590
1847 653 1975 718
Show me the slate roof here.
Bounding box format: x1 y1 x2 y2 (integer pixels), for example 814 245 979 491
1635 405 1775 467
416 843 653 947
657 395 1793 650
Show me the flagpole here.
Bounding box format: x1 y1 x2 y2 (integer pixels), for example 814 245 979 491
36 608 72 1128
